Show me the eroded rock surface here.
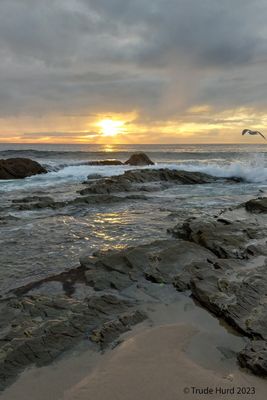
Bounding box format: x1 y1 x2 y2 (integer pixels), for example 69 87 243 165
90 310 146 347
171 216 264 259
0 294 143 390
0 238 214 389
86 160 123 166
245 197 267 213
170 203 267 375
2 197 267 389
238 341 267 376
80 168 218 195
81 209 267 377
81 239 215 290
11 194 137 211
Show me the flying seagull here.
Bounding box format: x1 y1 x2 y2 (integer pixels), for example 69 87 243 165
242 129 266 140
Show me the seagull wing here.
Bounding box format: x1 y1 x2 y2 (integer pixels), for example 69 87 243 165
257 131 266 140
242 129 250 135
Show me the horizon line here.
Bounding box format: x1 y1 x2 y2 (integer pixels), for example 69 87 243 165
0 142 265 146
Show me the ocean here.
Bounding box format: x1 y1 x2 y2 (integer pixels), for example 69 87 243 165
0 143 266 297
1 143 267 190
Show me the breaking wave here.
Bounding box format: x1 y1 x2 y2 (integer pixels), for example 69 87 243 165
43 155 267 184
0 152 266 192
173 153 267 183
169 164 267 184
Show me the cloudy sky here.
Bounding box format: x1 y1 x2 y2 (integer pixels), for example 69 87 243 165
1 0 267 144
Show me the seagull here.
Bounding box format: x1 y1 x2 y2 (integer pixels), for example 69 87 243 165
242 129 266 140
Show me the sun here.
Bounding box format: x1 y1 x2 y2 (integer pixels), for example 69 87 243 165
97 119 124 137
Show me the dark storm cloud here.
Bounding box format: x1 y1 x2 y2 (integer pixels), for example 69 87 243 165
0 0 267 122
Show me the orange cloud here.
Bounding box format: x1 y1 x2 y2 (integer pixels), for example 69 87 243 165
0 107 267 144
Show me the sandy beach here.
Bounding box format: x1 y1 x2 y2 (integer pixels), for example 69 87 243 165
64 325 266 400
2 322 266 400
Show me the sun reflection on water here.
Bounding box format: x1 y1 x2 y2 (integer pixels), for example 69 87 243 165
101 144 116 153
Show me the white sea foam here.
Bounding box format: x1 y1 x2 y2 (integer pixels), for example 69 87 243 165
180 163 267 183
1 154 266 192
0 165 138 192
170 153 267 183
46 153 267 182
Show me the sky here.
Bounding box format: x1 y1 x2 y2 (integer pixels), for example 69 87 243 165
1 0 267 144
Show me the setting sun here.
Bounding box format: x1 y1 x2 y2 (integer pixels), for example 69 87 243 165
97 119 125 137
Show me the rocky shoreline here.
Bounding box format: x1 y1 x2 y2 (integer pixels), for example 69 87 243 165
0 152 155 180
0 160 267 391
1 197 266 389
0 167 241 214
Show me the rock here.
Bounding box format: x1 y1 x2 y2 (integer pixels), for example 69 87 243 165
69 195 125 207
90 310 146 347
12 196 53 204
81 176 132 195
86 160 123 166
0 294 144 390
11 194 128 211
85 269 131 291
171 217 258 259
0 158 47 180
169 202 267 376
125 194 148 200
124 152 154 166
245 197 267 213
188 259 267 337
12 196 62 210
0 215 19 225
12 196 56 210
238 341 267 376
80 239 215 296
87 173 103 180
80 168 218 195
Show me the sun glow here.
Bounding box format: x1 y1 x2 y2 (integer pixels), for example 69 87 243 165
97 119 125 137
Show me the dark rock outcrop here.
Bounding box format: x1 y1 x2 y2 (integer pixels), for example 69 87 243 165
245 197 267 213
87 173 103 180
80 239 215 291
83 153 153 167
170 205 267 376
238 341 267 376
86 160 123 166
0 237 214 390
90 310 146 348
0 158 47 180
0 294 145 390
125 152 154 166
171 217 261 259
11 194 144 211
80 168 217 195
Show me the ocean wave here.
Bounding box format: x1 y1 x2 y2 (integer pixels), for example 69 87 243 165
1 156 266 193
171 162 267 183
45 155 267 184
172 153 267 183
0 165 132 192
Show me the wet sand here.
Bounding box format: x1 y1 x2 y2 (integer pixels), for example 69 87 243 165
64 324 266 400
